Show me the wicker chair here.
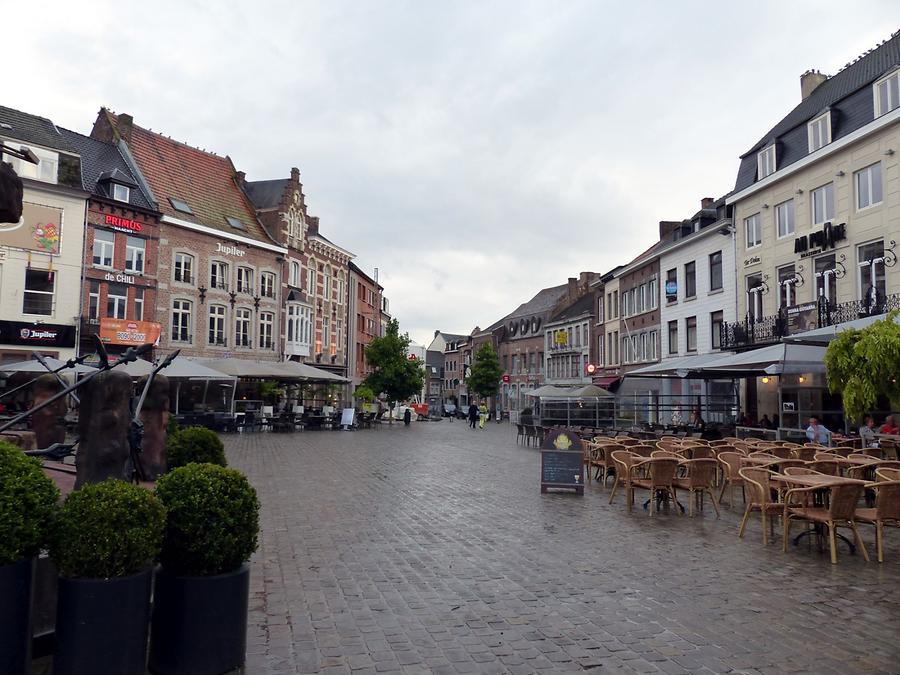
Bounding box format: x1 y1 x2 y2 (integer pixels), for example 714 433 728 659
627 457 680 516
861 446 886 459
814 452 845 462
651 450 682 459
774 459 808 473
684 445 714 460
876 467 900 482
854 481 900 562
807 460 841 476
762 446 794 459
674 458 720 518
792 447 818 461
783 466 821 476
589 444 614 485
782 482 869 564
608 450 638 505
830 447 856 458
718 452 746 508
738 467 783 545
617 437 640 446
656 440 681 453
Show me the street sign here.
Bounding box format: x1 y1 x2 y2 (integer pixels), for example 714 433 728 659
502 374 510 383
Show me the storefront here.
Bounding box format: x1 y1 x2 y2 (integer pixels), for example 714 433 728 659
0 320 77 364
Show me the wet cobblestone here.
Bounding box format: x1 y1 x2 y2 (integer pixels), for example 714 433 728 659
226 422 900 674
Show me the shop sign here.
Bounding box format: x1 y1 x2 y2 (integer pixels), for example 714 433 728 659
103 271 136 284
555 329 568 345
794 222 846 258
0 202 62 254
785 302 818 335
99 318 162 346
104 214 143 233
0 320 76 347
664 280 677 297
743 255 761 267
502 374 510 383
216 242 245 257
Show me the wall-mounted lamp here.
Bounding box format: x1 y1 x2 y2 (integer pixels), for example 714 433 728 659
798 376 805 383
796 188 804 194
836 170 846 177
885 148 895 156
761 376 770 384
762 203 770 209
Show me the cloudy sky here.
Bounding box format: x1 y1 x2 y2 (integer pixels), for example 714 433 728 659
7 2 899 345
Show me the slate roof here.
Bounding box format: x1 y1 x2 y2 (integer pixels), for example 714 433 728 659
736 30 900 191
485 283 569 332
102 111 275 245
245 179 288 210
549 293 594 323
0 105 77 153
58 128 155 210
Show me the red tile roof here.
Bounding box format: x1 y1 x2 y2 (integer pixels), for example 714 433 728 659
104 111 276 246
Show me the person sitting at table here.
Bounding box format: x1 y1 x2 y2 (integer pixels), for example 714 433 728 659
859 415 877 447
759 414 772 430
880 414 900 436
690 409 706 432
805 416 830 444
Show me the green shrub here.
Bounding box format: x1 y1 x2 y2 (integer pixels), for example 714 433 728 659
166 426 226 471
50 479 165 578
155 463 259 576
0 441 60 565
166 414 180 436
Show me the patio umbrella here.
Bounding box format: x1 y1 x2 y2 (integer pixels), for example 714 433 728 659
0 357 96 374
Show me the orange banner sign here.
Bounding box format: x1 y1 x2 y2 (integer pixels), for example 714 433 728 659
99 318 162 346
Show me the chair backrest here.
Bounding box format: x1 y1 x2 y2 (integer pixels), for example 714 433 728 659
686 446 714 459
862 447 885 459
617 437 640 446
646 458 679 486
651 450 682 459
764 446 794 459
749 451 779 460
680 458 717 488
610 450 637 479
814 452 844 462
848 453 875 461
516 424 525 434
793 447 818 461
656 440 680 453
775 459 807 472
718 452 744 479
778 441 801 448
784 466 821 476
830 447 855 458
828 483 865 521
876 467 900 482
807 460 840 476
874 481 900 520
631 445 656 457
739 467 776 505
709 439 730 447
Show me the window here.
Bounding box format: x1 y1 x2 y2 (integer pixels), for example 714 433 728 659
260 272 276 298
711 311 723 350
745 213 762 248
324 267 332 300
210 261 228 290
858 240 886 308
106 283 127 319
88 281 100 320
855 163 883 210
225 216 246 231
778 264 797 308
286 303 312 350
807 113 831 152
259 312 274 349
746 274 764 320
684 262 696 298
668 320 678 355
208 305 227 345
685 317 697 352
133 287 144 321
93 230 114 267
874 70 900 117
171 299 192 342
638 284 646 313
612 290 618 318
648 277 658 309
649 330 658 360
758 145 776 179
666 268 677 303
639 333 647 362
709 251 723 291
237 267 254 294
112 184 130 202
169 197 193 214
125 236 145 273
307 267 316 296
814 254 838 304
323 317 330 353
23 269 55 315
174 253 194 284
598 335 605 365
235 308 252 347
811 183 835 225
597 297 604 323
775 199 795 238
289 261 301 287
4 144 59 184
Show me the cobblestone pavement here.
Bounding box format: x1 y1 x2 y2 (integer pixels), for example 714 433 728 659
225 422 900 675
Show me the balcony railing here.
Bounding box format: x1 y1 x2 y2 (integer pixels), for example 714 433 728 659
720 293 900 350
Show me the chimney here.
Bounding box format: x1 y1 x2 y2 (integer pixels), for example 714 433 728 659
235 170 246 186
701 197 714 209
800 69 828 100
290 167 300 183
567 277 578 299
434 330 440 338
658 220 681 239
117 113 134 143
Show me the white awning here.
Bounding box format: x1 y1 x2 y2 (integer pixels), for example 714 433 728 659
699 343 827 376
783 311 900 344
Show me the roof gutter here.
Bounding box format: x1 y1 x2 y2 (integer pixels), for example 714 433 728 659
161 215 288 254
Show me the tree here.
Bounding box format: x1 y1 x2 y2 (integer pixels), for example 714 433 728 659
362 319 425 410
466 343 503 400
825 311 900 421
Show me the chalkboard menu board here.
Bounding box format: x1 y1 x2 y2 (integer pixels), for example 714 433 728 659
540 430 584 495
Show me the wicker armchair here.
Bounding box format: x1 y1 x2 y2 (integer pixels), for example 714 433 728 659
829 447 855 458
718 452 746 508
861 446 886 459
854 480 900 562
876 467 900 481
673 458 720 518
684 446 714 459
630 445 656 458
782 482 869 564
738 467 783 545
783 466 821 476
807 460 841 476
762 446 794 459
608 450 638 505
651 450 682 459
792 447 818 461
627 457 680 516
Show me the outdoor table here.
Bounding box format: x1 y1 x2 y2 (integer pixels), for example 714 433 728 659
305 415 325 430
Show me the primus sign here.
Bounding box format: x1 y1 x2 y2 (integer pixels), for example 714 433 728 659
104 214 142 233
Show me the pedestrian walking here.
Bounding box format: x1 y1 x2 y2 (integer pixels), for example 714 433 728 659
478 402 488 429
468 402 478 428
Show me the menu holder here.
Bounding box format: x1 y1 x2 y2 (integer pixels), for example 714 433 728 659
540 430 584 495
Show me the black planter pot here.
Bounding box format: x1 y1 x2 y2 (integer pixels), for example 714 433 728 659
0 557 35 675
149 564 250 675
54 567 153 675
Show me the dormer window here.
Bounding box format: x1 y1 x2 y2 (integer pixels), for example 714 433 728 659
112 183 130 202
874 69 900 118
225 216 246 231
169 197 194 215
807 112 831 152
757 145 776 179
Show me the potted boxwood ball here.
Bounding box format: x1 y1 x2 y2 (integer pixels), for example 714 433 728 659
50 479 165 675
149 463 260 675
0 441 59 675
165 426 227 471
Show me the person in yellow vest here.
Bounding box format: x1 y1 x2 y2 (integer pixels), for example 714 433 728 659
478 401 488 429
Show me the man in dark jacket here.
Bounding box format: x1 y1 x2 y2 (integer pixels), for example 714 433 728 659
468 402 478 429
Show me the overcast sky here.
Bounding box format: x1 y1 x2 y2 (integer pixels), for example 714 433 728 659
7 2 899 345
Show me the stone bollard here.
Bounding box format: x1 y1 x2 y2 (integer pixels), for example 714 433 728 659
75 369 133 489
31 374 67 450
138 373 169 480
